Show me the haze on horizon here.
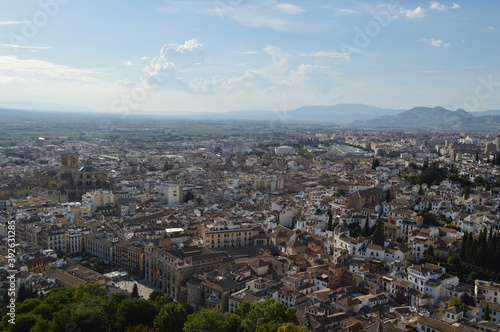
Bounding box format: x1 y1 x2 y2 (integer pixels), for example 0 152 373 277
0 0 499 114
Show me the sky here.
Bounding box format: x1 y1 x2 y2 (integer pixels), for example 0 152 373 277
0 0 499 114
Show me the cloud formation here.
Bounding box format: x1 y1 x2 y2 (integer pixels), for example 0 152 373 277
401 6 427 18
398 1 459 19
0 44 52 50
0 21 23 25
429 2 460 11
0 56 105 82
303 51 350 60
137 39 204 90
422 38 451 47
274 3 305 15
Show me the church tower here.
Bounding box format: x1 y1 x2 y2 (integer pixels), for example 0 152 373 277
61 153 79 169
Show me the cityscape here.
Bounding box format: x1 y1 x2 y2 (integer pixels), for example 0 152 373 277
1 0 500 331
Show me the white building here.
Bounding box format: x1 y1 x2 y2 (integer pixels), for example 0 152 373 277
407 263 445 293
162 184 183 206
274 146 296 156
82 190 116 212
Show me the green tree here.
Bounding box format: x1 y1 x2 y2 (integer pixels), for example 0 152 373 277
163 161 174 172
372 219 385 246
16 283 27 303
363 216 369 236
418 186 424 196
466 271 479 284
327 210 333 231
409 162 419 170
371 158 380 169
2 291 9 306
485 304 491 321
115 298 157 330
278 323 311 332
17 298 42 314
184 190 195 203
447 296 464 309
334 188 346 197
183 309 231 332
427 244 434 258
236 298 297 332
100 292 130 331
11 312 40 332
154 301 187 332
461 293 473 306
418 211 438 226
131 283 140 298
125 324 159 332
474 175 485 187
422 159 429 171
148 290 164 302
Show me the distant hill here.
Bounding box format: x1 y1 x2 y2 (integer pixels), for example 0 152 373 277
357 106 500 130
1 102 499 130
471 110 500 117
176 104 400 124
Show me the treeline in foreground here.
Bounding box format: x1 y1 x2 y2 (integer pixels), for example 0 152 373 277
0 283 309 332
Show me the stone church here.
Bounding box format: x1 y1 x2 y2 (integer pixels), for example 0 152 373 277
33 153 111 200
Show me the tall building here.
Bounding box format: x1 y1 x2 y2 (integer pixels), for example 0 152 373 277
33 153 111 200
201 222 260 249
144 244 228 300
162 184 183 206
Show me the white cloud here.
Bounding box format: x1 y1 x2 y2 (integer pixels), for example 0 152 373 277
335 9 360 15
428 2 460 11
125 61 133 66
202 3 302 32
0 56 105 82
113 78 136 88
488 26 495 31
234 51 258 55
136 39 204 90
0 44 52 50
212 45 338 100
0 21 23 25
274 3 305 15
116 42 339 109
421 38 451 47
140 57 149 61
401 6 427 18
159 38 204 65
398 2 459 19
189 78 214 94
303 51 350 60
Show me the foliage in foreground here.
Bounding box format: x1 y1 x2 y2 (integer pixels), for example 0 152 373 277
0 283 306 332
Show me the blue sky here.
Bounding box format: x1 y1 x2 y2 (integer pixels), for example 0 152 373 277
0 0 499 113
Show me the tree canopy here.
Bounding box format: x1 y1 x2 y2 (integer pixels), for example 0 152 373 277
0 284 307 332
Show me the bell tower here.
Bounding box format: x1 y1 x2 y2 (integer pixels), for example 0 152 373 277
61 153 79 169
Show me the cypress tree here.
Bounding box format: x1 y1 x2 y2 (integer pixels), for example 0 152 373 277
460 231 468 259
363 216 370 236
372 219 385 246
427 245 434 257
17 283 27 303
131 283 140 298
327 211 333 231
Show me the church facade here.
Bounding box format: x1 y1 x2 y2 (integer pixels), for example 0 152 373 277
33 153 111 200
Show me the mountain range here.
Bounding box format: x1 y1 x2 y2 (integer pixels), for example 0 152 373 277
356 106 500 130
1 103 499 130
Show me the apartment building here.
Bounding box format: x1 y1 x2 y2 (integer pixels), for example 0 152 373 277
201 222 259 249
